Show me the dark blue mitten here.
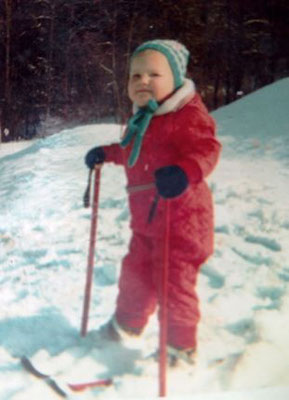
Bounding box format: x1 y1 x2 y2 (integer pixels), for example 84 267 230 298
85 147 105 169
155 165 188 199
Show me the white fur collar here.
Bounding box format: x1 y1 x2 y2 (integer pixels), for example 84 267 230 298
132 79 195 116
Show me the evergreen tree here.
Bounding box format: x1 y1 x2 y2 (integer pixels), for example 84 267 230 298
0 0 288 141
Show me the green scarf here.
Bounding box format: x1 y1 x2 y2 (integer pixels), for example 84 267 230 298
120 99 158 167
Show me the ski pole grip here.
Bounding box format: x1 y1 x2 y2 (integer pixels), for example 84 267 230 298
147 193 160 224
83 169 93 208
83 165 102 208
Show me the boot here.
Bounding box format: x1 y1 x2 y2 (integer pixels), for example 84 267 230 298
98 317 143 342
97 319 122 342
150 345 196 367
167 345 196 367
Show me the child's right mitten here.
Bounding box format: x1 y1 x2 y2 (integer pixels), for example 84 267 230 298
85 147 106 169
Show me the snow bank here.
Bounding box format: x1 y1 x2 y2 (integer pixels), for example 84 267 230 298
1 79 289 399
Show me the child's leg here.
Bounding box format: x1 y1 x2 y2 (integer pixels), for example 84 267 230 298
152 235 206 350
166 259 201 350
115 232 157 334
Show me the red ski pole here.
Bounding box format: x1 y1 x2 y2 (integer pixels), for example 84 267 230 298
159 200 170 397
81 165 102 337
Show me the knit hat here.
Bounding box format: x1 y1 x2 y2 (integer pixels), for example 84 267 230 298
132 39 190 89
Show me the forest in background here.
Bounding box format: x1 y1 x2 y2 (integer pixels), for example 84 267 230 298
0 0 288 141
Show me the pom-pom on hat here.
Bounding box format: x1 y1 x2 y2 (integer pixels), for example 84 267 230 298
132 39 190 89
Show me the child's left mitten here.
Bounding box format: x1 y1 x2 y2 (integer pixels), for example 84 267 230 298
154 165 188 198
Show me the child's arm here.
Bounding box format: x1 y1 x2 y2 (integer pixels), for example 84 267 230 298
85 143 124 169
102 143 124 165
172 95 221 184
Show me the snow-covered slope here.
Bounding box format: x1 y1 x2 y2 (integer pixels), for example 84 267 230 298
0 78 289 399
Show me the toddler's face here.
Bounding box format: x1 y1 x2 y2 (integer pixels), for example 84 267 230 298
128 50 174 107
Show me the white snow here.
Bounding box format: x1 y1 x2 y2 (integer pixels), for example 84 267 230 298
0 78 289 399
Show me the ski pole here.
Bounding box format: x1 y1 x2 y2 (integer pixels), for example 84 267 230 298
83 168 93 208
81 165 102 337
159 200 170 397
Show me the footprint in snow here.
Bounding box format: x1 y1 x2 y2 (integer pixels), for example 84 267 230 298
200 265 225 289
244 235 282 252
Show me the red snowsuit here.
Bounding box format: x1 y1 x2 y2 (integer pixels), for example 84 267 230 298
102 86 221 349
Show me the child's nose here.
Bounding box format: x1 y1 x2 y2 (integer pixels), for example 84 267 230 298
140 74 150 85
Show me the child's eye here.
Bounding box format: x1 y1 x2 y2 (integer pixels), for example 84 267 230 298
151 73 160 77
132 74 141 79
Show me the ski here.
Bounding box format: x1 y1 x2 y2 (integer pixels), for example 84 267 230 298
21 356 113 397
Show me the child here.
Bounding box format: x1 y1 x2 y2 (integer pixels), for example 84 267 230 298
85 40 221 363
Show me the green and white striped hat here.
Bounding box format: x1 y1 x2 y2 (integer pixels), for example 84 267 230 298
132 39 190 89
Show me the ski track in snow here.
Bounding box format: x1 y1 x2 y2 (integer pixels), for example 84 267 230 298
0 79 289 399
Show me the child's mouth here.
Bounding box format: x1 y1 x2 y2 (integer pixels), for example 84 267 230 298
136 89 151 94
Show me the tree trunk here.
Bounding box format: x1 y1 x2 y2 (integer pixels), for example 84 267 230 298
3 0 12 139
111 4 122 124
46 2 55 118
